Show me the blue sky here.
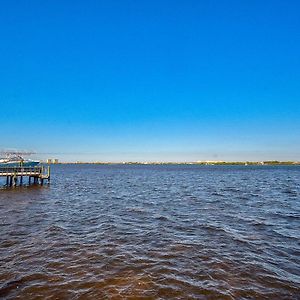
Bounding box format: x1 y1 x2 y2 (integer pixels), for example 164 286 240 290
1 0 299 162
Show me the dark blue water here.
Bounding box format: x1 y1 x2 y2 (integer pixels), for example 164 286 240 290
0 165 299 299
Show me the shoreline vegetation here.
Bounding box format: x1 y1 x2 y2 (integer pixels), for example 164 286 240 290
45 161 300 165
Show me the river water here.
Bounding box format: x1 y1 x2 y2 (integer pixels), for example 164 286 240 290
0 165 299 299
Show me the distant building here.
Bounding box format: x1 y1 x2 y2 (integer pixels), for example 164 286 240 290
53 159 59 164
47 159 52 164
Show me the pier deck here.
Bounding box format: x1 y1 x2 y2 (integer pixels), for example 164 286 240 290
0 166 50 187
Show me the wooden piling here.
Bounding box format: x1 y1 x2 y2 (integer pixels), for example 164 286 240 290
13 175 17 187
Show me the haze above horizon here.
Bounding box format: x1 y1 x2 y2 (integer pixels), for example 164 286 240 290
1 0 299 162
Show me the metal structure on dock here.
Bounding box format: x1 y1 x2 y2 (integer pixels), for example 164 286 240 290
0 166 50 187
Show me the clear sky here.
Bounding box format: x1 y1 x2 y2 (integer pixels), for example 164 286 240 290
1 0 299 162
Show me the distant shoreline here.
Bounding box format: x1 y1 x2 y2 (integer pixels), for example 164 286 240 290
44 161 300 166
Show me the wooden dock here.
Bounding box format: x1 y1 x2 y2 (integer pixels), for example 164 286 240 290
0 166 50 187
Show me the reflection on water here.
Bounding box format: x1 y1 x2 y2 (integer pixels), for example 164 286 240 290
0 165 299 299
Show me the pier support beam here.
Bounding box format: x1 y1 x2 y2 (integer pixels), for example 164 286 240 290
13 175 17 187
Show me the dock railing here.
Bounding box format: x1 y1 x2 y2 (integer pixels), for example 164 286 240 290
0 166 42 175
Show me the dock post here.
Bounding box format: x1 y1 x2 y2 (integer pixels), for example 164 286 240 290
9 176 13 187
20 176 23 186
6 176 9 186
13 174 17 187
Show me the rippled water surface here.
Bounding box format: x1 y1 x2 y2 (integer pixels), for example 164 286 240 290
0 165 300 299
